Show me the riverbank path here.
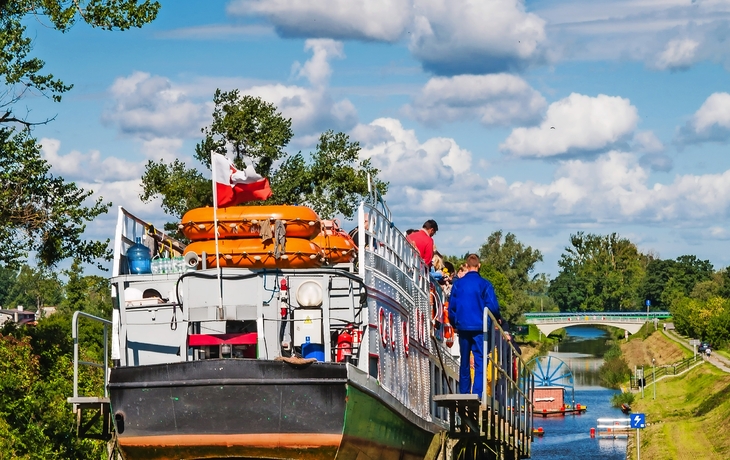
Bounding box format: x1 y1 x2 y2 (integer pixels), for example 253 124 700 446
663 328 730 373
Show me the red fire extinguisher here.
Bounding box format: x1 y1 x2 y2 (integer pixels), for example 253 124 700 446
336 325 354 362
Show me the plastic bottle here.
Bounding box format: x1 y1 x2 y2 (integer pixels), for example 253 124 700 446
127 237 151 274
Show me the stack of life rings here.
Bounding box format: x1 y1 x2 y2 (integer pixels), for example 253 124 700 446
180 205 357 269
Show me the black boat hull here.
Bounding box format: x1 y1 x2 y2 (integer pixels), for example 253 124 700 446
109 359 438 459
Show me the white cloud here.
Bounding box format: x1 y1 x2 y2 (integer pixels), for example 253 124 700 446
409 0 547 74
231 0 547 75
292 39 344 87
633 131 664 153
501 93 639 158
404 74 546 127
40 138 143 182
102 72 211 145
536 0 730 70
229 0 412 42
654 38 700 70
354 118 472 189
677 92 730 144
639 153 673 172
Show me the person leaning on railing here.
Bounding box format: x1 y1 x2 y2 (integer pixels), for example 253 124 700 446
449 253 502 399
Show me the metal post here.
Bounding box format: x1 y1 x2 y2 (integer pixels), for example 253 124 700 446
652 359 656 400
637 428 640 460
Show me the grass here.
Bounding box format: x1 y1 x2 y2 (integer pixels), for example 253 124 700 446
627 363 730 459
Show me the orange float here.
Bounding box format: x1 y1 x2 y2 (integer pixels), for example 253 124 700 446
312 220 357 265
184 238 324 269
180 206 321 241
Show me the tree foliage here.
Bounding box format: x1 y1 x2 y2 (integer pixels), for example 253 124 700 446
1 0 160 126
0 128 111 268
477 230 545 322
549 232 647 312
141 90 387 226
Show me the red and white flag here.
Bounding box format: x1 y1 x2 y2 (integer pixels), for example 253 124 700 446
211 153 272 208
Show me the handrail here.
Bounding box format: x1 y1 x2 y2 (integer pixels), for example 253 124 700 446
72 311 112 399
482 308 534 458
525 311 671 319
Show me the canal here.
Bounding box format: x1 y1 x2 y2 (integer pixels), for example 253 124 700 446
530 326 628 460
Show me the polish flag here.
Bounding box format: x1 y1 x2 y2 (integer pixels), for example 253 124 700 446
211 153 272 208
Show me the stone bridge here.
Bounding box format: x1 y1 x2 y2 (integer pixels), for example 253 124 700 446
523 311 671 336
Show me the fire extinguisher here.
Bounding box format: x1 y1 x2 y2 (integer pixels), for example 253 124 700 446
336 325 354 362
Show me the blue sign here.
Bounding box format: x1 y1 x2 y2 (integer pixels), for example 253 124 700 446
630 413 646 429
645 299 651 307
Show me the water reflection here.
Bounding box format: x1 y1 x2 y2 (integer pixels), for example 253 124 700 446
530 326 627 460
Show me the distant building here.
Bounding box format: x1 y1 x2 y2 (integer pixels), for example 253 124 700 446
0 306 38 326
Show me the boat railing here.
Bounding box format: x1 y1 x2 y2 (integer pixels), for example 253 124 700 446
113 206 185 277
483 308 534 458
66 311 113 440
358 202 429 293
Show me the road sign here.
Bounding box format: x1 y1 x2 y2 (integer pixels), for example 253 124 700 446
689 339 700 346
645 300 651 307
630 413 646 429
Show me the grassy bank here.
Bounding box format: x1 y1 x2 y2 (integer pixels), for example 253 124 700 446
627 363 730 459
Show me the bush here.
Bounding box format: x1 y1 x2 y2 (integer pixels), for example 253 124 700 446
611 391 636 408
599 344 631 389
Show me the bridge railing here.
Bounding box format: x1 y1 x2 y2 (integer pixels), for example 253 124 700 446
524 311 670 322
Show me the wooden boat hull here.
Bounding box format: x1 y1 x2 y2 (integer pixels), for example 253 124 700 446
180 205 321 240
109 359 439 460
184 238 324 269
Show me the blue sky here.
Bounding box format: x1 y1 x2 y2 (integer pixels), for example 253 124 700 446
22 0 730 277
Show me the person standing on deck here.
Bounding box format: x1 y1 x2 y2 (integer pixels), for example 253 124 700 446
407 220 438 266
449 254 502 398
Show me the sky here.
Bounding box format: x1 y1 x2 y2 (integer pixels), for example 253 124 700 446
20 0 730 277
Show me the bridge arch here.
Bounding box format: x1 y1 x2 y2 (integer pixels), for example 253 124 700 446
524 312 670 337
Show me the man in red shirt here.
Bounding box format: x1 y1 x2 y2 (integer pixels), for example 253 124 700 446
407 219 438 266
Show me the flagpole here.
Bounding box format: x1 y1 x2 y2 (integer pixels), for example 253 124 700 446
211 152 224 314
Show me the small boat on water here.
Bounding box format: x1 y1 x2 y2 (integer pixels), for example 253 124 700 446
621 403 632 414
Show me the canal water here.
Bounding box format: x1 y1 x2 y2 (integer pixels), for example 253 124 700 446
530 326 628 460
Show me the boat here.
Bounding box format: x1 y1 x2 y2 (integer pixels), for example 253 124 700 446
184 237 324 269
620 403 631 414
66 186 536 460
78 195 471 460
180 205 322 240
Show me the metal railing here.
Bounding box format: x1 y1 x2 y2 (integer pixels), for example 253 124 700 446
483 308 534 458
525 311 671 322
630 354 701 389
71 311 112 399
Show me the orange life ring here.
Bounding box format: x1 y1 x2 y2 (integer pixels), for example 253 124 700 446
184 238 323 269
180 205 321 241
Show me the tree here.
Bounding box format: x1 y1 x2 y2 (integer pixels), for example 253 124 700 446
1 0 160 126
61 259 111 317
478 230 545 320
0 128 111 268
141 91 387 227
4 264 62 312
548 232 647 312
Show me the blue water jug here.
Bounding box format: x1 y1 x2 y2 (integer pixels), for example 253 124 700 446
127 237 151 274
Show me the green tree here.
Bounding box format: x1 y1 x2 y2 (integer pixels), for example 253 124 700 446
61 259 112 317
478 230 545 321
549 232 647 312
141 91 387 226
1 0 160 126
0 128 111 268
4 264 62 312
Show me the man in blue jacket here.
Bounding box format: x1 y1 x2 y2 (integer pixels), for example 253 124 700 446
449 253 502 398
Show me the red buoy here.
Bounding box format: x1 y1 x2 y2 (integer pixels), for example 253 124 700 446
590 427 595 438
